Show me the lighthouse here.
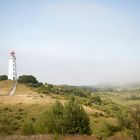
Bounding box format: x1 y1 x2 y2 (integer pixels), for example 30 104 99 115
8 51 17 80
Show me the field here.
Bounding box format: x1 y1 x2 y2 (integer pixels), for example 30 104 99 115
0 80 139 140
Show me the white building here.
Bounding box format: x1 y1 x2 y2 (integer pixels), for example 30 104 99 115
8 51 17 80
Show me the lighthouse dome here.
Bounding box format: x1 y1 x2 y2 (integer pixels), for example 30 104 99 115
10 50 15 57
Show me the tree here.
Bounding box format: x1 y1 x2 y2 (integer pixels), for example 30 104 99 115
18 75 38 84
90 95 102 105
0 75 8 81
63 97 91 135
37 97 91 135
44 100 64 134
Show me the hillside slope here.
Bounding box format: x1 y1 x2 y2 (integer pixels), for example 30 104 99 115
0 81 103 114
0 81 59 106
0 80 14 95
0 80 137 140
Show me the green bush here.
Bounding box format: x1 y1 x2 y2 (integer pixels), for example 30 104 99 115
90 95 102 105
37 85 49 94
63 97 91 135
98 122 120 139
0 75 8 81
130 106 140 140
22 121 35 135
116 110 132 130
27 82 43 88
37 97 91 135
18 75 38 84
127 95 140 100
115 106 140 140
44 100 64 134
55 86 89 97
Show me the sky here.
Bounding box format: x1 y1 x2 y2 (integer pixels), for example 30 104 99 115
0 0 140 85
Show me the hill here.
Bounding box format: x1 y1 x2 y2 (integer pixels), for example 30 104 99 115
83 82 140 92
0 80 139 140
0 80 14 95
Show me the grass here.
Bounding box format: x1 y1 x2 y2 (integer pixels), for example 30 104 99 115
102 91 140 107
0 135 132 140
0 80 14 95
0 135 98 140
0 80 139 140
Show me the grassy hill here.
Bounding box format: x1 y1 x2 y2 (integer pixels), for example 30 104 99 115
0 80 139 140
0 80 14 95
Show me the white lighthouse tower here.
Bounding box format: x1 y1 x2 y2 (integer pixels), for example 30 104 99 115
8 51 17 80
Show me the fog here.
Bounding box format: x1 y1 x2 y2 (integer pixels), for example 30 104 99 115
0 0 140 85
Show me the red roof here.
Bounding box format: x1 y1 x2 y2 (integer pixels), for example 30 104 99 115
10 50 15 57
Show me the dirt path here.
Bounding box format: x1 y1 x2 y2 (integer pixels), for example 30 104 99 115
9 81 17 96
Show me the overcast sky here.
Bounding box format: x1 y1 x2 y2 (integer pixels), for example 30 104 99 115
0 0 140 85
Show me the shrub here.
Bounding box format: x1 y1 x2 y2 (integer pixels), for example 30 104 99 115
43 100 64 134
22 121 35 135
63 97 91 135
37 85 49 94
18 75 38 84
127 95 140 100
128 106 140 140
98 122 121 139
116 106 140 140
55 86 89 97
27 82 43 88
0 75 8 81
116 110 132 130
90 95 102 105
37 97 91 135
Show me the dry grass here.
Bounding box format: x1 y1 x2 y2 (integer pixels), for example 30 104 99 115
0 135 97 140
83 106 105 115
105 91 140 107
108 135 132 140
0 81 135 140
61 135 97 140
0 82 101 114
0 135 132 140
0 80 14 95
0 82 58 106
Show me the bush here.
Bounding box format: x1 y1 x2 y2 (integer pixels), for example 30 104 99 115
116 109 132 130
98 122 121 139
63 97 91 135
128 106 140 140
44 100 64 134
55 86 89 97
18 75 38 84
22 121 35 135
37 85 49 94
37 97 91 135
0 75 8 81
27 82 43 88
90 95 102 105
127 95 140 100
116 106 140 140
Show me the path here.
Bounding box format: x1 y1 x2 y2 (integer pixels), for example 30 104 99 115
9 80 17 96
